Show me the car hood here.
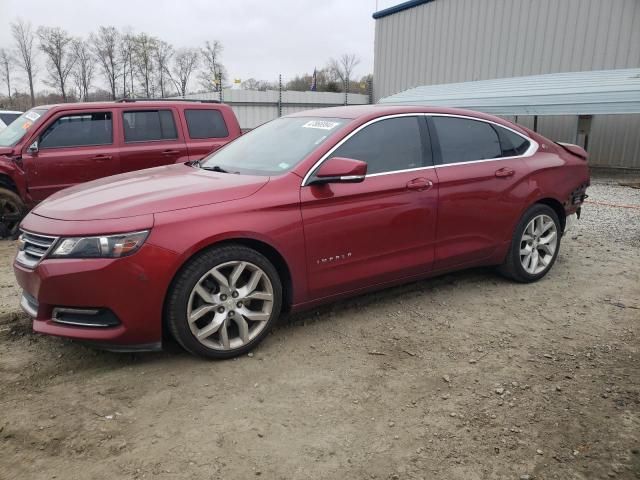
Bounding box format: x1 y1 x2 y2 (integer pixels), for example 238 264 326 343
0 146 15 156
33 163 270 221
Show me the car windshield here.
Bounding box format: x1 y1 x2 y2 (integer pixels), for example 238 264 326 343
0 108 48 147
201 116 348 175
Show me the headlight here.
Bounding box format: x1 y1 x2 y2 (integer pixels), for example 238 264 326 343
49 231 149 259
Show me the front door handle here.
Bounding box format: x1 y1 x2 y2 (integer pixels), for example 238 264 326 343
406 178 433 191
91 155 112 161
495 167 515 178
162 149 180 155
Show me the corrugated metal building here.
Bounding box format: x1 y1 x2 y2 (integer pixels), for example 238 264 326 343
372 0 640 169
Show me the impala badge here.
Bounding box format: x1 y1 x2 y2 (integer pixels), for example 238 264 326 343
316 252 352 265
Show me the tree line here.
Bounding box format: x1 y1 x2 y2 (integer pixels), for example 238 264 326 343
0 19 227 110
0 19 368 112
243 54 371 96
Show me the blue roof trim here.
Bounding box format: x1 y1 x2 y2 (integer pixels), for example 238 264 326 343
372 0 435 19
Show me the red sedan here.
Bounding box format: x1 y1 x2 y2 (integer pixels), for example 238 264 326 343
13 106 589 358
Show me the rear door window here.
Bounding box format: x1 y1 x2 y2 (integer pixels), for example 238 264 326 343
185 109 229 138
495 126 531 157
431 116 501 164
123 110 178 142
39 112 113 149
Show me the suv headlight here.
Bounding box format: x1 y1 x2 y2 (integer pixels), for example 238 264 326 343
50 231 149 259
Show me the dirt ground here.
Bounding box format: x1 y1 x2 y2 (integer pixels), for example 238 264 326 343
1 174 638 480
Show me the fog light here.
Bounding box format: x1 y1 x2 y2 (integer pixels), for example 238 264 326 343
52 307 120 328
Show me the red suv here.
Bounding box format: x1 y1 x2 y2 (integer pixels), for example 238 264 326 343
13 105 589 358
0 99 241 237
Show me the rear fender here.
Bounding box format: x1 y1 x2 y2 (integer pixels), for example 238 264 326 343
556 142 588 160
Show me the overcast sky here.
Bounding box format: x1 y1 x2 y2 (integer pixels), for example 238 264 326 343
0 0 399 90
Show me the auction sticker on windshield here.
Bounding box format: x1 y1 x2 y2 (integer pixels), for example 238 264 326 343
302 120 340 130
24 111 41 122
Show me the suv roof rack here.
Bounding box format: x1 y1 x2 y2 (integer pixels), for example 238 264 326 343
115 98 221 104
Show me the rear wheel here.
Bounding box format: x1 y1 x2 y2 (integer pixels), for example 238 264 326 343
165 244 282 359
0 188 26 239
499 204 561 283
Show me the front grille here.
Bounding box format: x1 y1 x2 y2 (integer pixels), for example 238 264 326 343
16 230 59 269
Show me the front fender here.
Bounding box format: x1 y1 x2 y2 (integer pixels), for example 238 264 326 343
149 186 308 304
0 156 29 204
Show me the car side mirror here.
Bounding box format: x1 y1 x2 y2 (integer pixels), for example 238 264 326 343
309 157 367 185
27 140 39 154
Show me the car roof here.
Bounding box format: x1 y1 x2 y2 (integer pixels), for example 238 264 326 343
36 100 226 111
0 110 23 114
286 104 528 135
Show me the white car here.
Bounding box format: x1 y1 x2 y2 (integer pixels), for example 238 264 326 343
0 110 23 131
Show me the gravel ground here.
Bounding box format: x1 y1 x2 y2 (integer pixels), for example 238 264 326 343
0 172 638 480
579 172 640 248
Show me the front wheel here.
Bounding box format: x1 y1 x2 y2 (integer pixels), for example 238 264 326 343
165 245 282 359
0 188 27 239
499 204 562 283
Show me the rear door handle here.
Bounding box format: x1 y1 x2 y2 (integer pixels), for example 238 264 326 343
91 155 112 161
162 149 180 155
495 167 515 178
406 178 433 191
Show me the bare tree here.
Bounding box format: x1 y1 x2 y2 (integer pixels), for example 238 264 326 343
154 40 173 98
199 40 225 91
241 78 274 91
133 33 157 97
329 53 361 90
170 48 199 97
37 26 75 101
286 67 341 93
71 39 95 101
119 30 135 98
0 49 13 102
91 26 120 100
11 19 37 107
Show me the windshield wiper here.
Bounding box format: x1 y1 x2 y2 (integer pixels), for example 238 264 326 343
200 164 230 173
200 165 229 173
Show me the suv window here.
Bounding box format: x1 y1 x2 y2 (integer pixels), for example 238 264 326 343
0 113 20 125
185 109 228 139
39 112 112 149
431 117 501 164
495 126 530 157
123 110 177 142
331 116 426 175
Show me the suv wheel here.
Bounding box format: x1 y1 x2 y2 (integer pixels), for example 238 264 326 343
499 204 562 283
0 188 26 239
165 244 282 359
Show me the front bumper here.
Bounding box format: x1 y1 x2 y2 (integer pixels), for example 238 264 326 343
14 242 179 349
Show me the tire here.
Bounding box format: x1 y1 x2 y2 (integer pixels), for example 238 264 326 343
165 244 283 359
0 187 27 239
499 204 562 283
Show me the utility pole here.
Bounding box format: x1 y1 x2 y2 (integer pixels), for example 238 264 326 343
278 74 282 117
344 77 349 106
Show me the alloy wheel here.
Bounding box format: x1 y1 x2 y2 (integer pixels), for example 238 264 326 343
187 260 274 350
519 214 558 275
